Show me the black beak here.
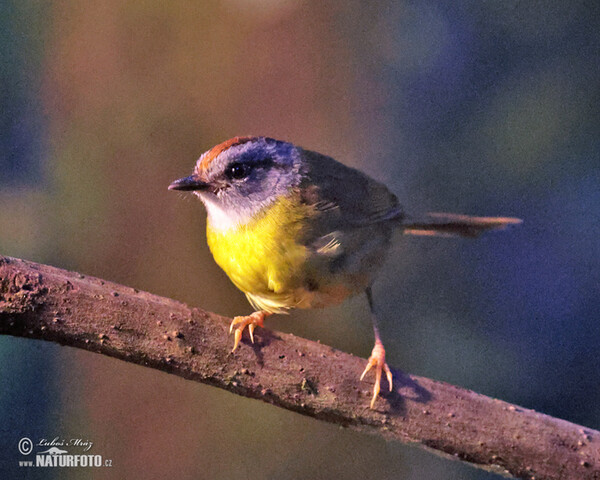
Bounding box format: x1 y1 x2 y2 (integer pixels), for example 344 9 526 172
168 175 211 192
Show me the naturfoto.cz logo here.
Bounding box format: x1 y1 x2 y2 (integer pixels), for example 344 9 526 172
17 437 113 468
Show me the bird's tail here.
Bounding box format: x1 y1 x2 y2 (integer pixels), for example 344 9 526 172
401 212 522 238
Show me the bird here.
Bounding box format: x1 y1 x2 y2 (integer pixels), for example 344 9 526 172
169 136 521 408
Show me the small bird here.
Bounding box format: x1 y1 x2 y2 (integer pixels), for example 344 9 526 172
169 136 520 408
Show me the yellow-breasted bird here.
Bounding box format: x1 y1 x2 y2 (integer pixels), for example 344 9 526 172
169 136 521 408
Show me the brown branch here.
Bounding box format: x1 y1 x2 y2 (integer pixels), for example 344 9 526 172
0 254 598 480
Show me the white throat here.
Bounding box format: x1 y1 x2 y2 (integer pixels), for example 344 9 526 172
197 193 257 232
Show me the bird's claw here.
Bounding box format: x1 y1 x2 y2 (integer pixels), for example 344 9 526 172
360 340 393 409
229 311 267 352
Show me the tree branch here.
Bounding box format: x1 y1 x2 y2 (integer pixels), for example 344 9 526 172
0 254 598 479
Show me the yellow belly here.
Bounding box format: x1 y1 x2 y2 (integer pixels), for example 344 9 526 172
206 194 352 313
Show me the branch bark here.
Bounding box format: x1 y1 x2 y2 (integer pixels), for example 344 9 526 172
0 255 598 480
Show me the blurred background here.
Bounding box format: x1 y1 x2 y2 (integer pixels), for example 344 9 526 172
1 1 599 478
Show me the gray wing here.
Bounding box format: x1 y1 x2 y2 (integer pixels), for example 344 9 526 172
299 148 403 229
298 149 401 282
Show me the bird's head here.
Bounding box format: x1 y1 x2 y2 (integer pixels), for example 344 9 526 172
169 136 303 231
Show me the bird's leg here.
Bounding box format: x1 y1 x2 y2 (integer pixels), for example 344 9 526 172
360 287 393 409
361 335 393 409
229 311 271 352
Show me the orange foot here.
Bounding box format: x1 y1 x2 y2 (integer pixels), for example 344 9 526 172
229 311 270 352
360 339 393 409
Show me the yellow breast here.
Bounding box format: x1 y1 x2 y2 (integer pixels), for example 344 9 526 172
207 194 347 313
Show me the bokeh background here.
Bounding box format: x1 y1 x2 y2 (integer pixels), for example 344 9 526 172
1 1 599 478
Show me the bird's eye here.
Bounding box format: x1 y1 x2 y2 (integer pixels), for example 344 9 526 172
225 162 252 180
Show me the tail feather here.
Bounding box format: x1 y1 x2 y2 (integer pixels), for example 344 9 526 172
402 212 522 238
